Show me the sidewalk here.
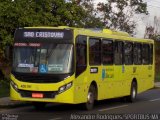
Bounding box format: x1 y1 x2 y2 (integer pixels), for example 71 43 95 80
0 82 160 109
154 82 160 88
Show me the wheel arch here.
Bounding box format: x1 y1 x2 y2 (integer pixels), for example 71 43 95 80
132 78 138 91
90 81 98 100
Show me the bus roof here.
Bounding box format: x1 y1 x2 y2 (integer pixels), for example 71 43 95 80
23 26 154 43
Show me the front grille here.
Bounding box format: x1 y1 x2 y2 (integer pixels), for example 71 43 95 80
12 71 72 83
19 90 57 98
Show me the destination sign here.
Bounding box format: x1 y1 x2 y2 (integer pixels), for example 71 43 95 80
14 28 73 43
23 32 64 38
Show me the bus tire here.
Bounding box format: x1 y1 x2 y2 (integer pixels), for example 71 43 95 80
127 81 137 102
84 84 96 110
32 102 46 110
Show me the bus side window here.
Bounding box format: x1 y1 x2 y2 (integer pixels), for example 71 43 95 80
142 44 149 65
114 41 123 65
133 43 142 65
89 38 101 65
102 39 113 65
124 42 133 65
76 35 87 77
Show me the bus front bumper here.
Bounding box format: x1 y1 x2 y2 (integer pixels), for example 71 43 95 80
10 82 75 104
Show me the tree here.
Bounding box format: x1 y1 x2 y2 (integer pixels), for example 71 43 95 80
97 0 148 35
74 0 103 28
144 16 160 40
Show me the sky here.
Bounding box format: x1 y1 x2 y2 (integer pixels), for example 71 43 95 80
93 0 160 38
136 0 160 38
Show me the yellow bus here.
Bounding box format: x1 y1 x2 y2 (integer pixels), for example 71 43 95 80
10 26 154 110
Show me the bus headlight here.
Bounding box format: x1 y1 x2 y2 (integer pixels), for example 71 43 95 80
58 82 72 94
66 82 72 89
10 80 19 92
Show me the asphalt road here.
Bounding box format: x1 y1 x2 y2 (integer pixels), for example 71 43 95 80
0 88 160 120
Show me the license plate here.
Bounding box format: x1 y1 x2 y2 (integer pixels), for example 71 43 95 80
32 93 43 98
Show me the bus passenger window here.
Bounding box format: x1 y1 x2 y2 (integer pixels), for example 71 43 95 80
102 40 113 65
133 43 142 65
89 38 101 65
142 44 149 65
114 41 123 65
76 36 87 77
124 42 133 65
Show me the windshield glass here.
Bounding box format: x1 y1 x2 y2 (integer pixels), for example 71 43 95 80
13 43 73 74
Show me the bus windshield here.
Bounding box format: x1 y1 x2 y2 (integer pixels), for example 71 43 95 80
13 43 73 74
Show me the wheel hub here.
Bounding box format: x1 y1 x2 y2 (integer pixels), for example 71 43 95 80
132 87 136 98
87 92 94 104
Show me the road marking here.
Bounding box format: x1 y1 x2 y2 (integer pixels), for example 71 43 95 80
48 117 62 120
98 105 128 112
150 98 160 102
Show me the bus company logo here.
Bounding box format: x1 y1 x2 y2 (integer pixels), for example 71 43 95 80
23 32 64 38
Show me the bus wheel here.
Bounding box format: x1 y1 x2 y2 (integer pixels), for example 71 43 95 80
84 85 95 110
127 81 137 102
32 102 46 110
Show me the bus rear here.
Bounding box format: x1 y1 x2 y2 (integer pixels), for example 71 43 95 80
10 27 75 108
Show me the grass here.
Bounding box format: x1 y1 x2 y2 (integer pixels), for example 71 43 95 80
0 79 10 98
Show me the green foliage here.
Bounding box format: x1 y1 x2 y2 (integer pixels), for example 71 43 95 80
97 0 148 35
75 0 103 28
0 79 9 98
